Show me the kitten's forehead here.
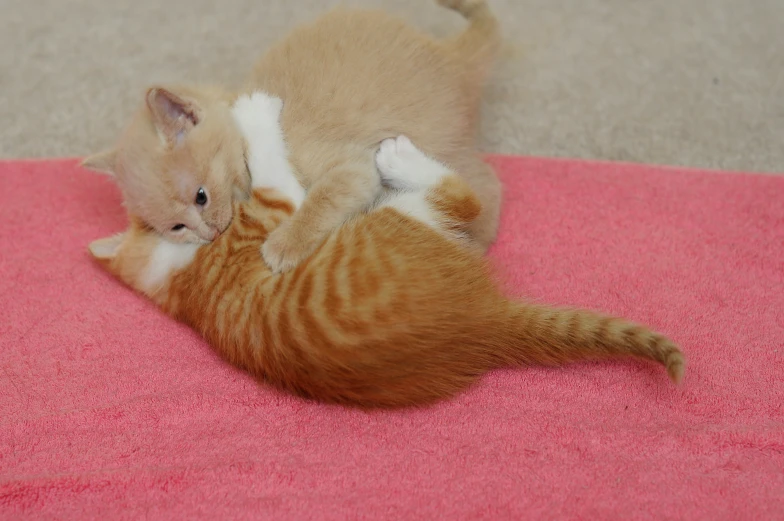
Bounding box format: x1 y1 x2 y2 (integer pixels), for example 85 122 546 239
119 174 188 231
168 168 199 203
164 145 203 201
125 155 200 219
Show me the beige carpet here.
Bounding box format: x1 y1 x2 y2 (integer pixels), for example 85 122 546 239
2 0 782 172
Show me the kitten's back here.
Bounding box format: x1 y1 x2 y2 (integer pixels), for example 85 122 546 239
246 2 498 153
244 1 504 249
164 190 684 409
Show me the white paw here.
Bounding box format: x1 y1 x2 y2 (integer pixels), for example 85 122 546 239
231 91 292 190
231 92 283 136
375 135 451 190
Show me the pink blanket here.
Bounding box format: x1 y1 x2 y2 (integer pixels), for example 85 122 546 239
1 156 782 520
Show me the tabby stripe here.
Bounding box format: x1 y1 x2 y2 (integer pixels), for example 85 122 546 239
296 269 333 351
254 190 295 213
325 233 351 334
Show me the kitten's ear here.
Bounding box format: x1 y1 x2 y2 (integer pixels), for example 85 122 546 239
146 86 201 146
82 149 117 176
88 233 125 264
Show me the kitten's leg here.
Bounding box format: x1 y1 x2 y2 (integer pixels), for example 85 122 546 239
260 156 381 273
375 136 482 235
454 156 502 252
231 92 305 208
235 92 380 273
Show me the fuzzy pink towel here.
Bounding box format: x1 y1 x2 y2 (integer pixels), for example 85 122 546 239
1 156 782 520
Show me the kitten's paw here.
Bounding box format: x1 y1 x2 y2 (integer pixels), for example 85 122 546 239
261 223 311 274
231 92 283 135
232 91 291 190
375 135 451 190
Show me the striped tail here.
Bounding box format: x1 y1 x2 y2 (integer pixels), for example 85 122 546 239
494 303 685 384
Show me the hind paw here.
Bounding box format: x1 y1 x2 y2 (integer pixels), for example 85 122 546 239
375 135 450 190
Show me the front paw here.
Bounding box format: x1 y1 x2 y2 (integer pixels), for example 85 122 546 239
261 223 311 274
231 92 284 134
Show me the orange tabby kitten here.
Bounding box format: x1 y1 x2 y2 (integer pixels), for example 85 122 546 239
88 93 685 409
82 0 503 272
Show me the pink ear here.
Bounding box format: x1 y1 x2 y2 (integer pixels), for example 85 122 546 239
145 87 201 146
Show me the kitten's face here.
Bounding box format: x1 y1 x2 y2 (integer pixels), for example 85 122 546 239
118 125 243 245
84 85 248 244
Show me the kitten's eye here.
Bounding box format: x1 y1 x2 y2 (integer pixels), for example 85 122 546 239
171 224 186 231
195 187 208 206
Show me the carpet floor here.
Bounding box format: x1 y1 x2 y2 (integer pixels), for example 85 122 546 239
1 0 783 173
1 156 782 519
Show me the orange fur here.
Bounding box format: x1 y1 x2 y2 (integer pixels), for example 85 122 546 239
89 173 685 410
82 0 503 270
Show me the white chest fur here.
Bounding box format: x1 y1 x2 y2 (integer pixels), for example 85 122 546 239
140 241 200 294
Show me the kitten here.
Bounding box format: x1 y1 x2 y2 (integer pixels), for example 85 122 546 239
88 92 685 409
82 0 503 272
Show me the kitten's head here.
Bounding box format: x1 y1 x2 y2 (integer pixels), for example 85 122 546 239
83 85 248 244
88 216 201 302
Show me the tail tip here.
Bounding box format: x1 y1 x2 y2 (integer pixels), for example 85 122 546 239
436 0 488 18
666 351 686 385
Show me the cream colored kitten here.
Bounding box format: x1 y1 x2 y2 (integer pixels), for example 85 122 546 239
83 0 502 272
